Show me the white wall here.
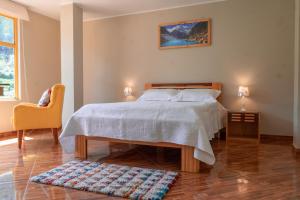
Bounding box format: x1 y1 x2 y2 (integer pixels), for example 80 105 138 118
60 4 83 126
294 0 300 148
83 0 295 136
0 11 61 133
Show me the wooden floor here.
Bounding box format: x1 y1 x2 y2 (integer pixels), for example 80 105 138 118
0 130 299 200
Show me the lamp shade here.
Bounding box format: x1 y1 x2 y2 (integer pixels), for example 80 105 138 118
124 87 133 97
238 86 249 97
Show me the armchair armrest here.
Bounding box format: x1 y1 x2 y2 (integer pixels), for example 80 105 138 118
13 103 53 130
14 103 48 114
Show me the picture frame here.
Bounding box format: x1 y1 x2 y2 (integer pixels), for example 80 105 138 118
159 18 211 49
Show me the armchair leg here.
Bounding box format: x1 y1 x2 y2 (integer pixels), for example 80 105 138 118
52 128 59 144
18 130 24 149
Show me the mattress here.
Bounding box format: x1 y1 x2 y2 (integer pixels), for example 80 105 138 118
59 100 226 165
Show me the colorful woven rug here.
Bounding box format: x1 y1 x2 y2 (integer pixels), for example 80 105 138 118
30 160 178 200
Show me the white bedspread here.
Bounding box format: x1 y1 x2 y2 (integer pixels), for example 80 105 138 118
59 100 226 165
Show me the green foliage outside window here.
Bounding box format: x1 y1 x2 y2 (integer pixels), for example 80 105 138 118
0 14 16 97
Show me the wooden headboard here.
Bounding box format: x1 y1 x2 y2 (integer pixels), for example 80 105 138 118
144 82 222 102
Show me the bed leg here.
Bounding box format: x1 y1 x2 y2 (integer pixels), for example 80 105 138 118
181 146 200 173
75 135 87 160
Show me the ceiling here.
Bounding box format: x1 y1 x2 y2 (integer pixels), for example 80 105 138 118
12 0 225 21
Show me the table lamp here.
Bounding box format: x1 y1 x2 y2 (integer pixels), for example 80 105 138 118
238 86 249 111
124 86 133 97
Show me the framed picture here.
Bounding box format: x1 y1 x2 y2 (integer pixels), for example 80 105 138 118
159 18 211 49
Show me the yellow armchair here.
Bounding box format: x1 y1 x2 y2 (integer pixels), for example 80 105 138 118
13 84 65 148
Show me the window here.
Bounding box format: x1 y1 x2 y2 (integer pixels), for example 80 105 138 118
0 13 18 98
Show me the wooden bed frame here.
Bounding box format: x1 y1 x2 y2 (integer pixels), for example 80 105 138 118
75 82 222 173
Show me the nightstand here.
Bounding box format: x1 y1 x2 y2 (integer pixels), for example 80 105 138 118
226 111 260 143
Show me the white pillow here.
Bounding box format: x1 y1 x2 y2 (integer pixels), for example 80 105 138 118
138 89 178 101
172 89 221 102
38 88 51 106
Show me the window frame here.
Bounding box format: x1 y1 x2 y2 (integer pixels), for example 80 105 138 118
0 13 18 99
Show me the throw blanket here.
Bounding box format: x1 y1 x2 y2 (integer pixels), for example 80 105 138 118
60 100 226 165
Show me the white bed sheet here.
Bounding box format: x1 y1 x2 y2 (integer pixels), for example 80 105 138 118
59 100 226 165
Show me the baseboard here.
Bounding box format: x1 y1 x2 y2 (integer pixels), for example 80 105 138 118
0 130 17 138
258 134 294 146
220 132 293 144
260 134 293 141
0 128 54 139
0 130 294 145
293 144 300 153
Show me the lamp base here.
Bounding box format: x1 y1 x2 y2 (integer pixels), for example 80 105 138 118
241 107 246 112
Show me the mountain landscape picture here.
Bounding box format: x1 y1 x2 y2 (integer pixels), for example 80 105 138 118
159 19 211 49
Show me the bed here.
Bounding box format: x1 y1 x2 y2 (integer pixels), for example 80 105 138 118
59 82 225 173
